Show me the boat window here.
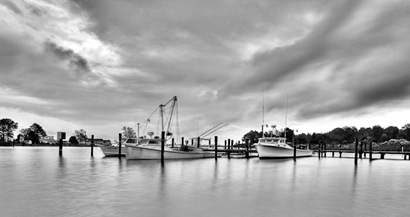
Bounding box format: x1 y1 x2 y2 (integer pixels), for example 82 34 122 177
127 139 136 143
148 141 158 145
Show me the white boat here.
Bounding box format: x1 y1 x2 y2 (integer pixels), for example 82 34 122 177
126 138 219 160
126 96 221 160
256 137 313 158
99 145 126 157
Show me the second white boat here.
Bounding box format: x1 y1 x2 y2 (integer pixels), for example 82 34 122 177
256 137 313 158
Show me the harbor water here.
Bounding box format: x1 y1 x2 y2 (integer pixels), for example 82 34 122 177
1 147 409 217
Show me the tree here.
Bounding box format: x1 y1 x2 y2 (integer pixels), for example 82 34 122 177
372 125 384 143
328 127 345 144
74 129 87 144
30 123 47 137
69 136 79 145
399 124 410 140
243 130 261 145
21 123 47 144
27 130 40 144
342 126 358 143
20 128 31 139
0 118 18 142
122 126 136 139
384 126 399 141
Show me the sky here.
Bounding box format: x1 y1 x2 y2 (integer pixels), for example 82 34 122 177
1 0 410 143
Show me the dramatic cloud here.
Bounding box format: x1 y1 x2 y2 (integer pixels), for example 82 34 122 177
1 0 410 140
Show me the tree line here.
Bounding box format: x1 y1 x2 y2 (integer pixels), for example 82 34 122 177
0 117 88 145
243 124 410 146
0 117 137 145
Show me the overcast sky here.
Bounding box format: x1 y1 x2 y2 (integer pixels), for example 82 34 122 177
1 0 410 142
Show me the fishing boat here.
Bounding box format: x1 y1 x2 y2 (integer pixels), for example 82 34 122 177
126 138 217 159
256 136 312 158
255 92 312 158
99 144 126 157
126 96 221 160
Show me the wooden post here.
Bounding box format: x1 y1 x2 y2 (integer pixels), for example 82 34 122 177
354 138 358 165
161 131 165 163
318 143 321 159
224 140 227 149
59 139 63 157
293 136 296 161
339 152 342 158
323 143 326 157
181 137 184 147
191 138 194 146
380 153 385 159
197 137 200 148
227 139 231 159
359 140 363 159
245 139 249 159
172 138 174 148
91 135 94 157
332 151 334 157
214 136 218 160
118 133 122 158
369 140 373 161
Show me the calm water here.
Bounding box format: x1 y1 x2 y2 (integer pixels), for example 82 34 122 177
1 147 409 217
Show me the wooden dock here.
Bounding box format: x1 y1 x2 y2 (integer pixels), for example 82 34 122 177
314 149 410 160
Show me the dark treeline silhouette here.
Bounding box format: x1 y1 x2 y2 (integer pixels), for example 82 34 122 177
244 124 410 150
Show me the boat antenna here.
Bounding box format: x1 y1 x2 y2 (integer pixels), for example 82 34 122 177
262 84 265 138
284 95 288 140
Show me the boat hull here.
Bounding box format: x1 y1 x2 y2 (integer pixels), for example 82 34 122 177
256 144 312 158
99 146 126 157
126 146 219 160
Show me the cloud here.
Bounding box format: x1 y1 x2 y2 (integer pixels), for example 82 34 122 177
45 41 90 73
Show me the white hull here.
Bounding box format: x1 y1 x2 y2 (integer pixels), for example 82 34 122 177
126 145 220 160
256 144 312 158
99 146 126 157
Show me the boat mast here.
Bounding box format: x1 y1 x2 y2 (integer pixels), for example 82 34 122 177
284 96 288 140
165 96 177 134
160 104 164 133
262 84 265 138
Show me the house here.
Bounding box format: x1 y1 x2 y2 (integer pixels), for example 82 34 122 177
40 136 57 144
85 138 111 146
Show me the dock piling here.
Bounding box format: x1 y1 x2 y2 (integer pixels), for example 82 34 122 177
197 137 200 148
91 135 94 157
227 139 231 159
245 139 249 159
354 138 358 165
118 133 122 158
369 140 373 161
59 139 63 157
214 136 218 160
161 131 165 163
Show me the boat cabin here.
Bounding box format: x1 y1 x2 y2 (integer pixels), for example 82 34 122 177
259 137 286 144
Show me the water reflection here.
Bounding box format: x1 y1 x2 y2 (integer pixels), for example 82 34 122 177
2 148 410 217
